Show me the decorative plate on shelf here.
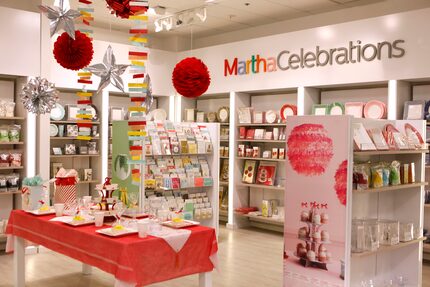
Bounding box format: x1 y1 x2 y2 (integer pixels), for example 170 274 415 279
50 124 59 137
364 100 386 119
280 104 297 120
345 102 364 118
50 103 65 121
207 112 217 122
217 107 229 123
328 102 345 115
152 109 167 121
265 110 278 124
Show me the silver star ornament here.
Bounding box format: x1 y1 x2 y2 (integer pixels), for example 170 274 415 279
84 46 129 94
39 0 81 40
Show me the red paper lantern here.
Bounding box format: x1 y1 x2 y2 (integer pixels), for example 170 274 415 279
172 57 211 98
287 124 333 176
106 0 135 19
53 31 93 71
334 160 348 206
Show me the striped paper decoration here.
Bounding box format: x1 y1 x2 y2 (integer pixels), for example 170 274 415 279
128 0 149 186
76 0 95 141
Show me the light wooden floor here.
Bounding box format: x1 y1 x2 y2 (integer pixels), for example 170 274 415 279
0 225 429 287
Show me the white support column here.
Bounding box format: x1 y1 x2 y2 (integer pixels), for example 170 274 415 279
198 272 212 287
14 236 25 287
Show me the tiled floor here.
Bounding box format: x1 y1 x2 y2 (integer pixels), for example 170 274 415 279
0 226 429 287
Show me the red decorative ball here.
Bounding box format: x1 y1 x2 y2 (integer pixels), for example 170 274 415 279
287 124 333 176
106 0 136 19
334 160 348 206
172 57 211 98
53 31 93 71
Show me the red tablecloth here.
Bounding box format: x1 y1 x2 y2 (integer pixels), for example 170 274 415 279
6 210 218 286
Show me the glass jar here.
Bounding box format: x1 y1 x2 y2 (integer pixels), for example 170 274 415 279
378 220 399 246
399 222 414 242
363 219 379 251
352 219 365 253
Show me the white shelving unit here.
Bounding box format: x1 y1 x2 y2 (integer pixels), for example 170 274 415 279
284 116 425 286
229 90 296 232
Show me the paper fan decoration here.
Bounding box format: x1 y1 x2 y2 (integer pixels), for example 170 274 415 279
53 31 94 71
172 57 211 98
334 160 348 206
364 100 386 119
280 104 297 121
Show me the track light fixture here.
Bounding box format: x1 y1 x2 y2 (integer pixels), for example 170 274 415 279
154 7 208 32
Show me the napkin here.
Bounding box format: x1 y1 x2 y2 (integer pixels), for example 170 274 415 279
149 226 191 253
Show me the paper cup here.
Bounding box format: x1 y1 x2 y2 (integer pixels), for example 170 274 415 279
94 211 105 227
54 203 64 217
137 221 149 238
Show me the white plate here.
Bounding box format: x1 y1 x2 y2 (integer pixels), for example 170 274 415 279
64 218 95 226
50 124 59 137
162 220 200 229
96 227 137 237
50 103 65 121
152 109 167 121
26 208 56 216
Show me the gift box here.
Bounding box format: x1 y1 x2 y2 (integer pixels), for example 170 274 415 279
53 168 78 206
21 175 48 211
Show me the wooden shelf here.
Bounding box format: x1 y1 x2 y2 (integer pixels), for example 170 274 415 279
220 139 229 142
51 120 100 125
351 237 426 258
0 117 25 120
237 183 284 191
237 123 286 127
237 139 285 143
425 204 430 208
236 156 285 162
78 180 99 184
220 156 229 159
0 190 21 195
50 137 100 140
354 149 428 156
236 212 284 226
219 209 228 217
353 182 427 194
424 243 430 253
220 181 229 185
0 166 23 170
146 153 213 157
0 142 23 145
50 154 100 159
220 123 230 126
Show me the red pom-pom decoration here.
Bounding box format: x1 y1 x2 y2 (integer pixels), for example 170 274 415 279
287 124 333 176
106 0 136 19
334 160 348 206
172 57 211 98
53 31 94 71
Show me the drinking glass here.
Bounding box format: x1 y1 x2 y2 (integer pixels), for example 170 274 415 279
128 192 139 222
114 202 125 227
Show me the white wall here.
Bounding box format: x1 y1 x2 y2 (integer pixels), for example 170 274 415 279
178 8 430 94
0 7 40 76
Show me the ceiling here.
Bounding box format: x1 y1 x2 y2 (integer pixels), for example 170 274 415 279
91 0 386 38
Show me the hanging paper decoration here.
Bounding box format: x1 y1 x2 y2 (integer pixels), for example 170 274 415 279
126 0 149 186
84 46 129 94
20 77 59 115
334 160 348 206
74 0 95 141
53 31 94 71
106 0 136 19
172 57 211 98
39 0 81 39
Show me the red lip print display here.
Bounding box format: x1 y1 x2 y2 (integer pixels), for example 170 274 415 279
334 160 348 206
287 124 334 176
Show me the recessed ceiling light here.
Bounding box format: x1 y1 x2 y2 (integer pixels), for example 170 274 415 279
205 0 217 4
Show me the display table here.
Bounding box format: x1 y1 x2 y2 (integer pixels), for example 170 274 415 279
5 210 218 287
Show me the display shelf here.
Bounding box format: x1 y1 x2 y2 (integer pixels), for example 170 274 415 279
353 182 427 194
147 185 213 192
354 149 428 156
51 120 100 125
0 142 23 145
0 117 25 120
220 139 229 143
220 123 230 126
0 190 21 195
50 137 100 140
236 212 284 226
50 154 100 159
351 237 426 258
146 153 213 157
237 139 285 143
220 181 228 186
236 156 285 162
424 243 430 253
220 156 228 159
237 183 284 191
0 166 23 170
219 209 228 217
425 204 430 208
237 123 286 127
